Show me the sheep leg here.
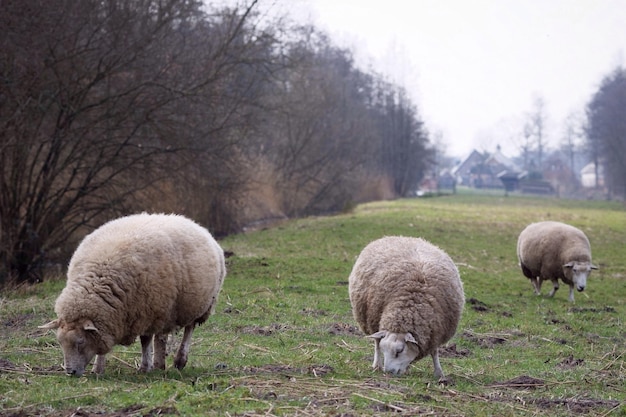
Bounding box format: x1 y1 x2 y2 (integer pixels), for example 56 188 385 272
92 354 106 374
139 334 154 372
548 280 559 297
372 338 383 371
568 285 575 303
153 333 168 370
431 350 444 379
173 325 194 370
530 277 542 295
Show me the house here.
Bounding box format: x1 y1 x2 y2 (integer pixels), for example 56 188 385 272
581 162 604 188
453 148 521 189
452 150 484 187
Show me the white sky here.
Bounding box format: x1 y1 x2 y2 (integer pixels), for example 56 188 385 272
270 0 626 159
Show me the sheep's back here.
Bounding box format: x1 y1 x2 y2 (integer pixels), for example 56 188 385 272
349 237 464 349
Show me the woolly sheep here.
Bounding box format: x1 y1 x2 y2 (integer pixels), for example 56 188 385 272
40 213 226 377
348 236 465 379
517 221 597 303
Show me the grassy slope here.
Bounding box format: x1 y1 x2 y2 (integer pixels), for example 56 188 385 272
0 194 624 416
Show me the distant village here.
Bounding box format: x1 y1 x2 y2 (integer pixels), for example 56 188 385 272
420 146 606 199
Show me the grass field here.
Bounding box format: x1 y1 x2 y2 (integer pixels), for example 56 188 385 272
1 194 624 416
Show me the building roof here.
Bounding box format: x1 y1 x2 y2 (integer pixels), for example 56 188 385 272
453 148 519 177
581 162 597 175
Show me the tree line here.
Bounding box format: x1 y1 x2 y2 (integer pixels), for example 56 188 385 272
585 67 626 199
0 0 432 285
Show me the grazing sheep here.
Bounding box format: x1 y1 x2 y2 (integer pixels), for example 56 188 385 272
517 221 597 303
348 236 465 379
40 213 226 377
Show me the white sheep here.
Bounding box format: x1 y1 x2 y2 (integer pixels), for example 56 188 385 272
348 236 465 379
40 213 226 376
517 221 597 303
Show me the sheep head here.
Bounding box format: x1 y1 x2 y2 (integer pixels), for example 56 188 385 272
563 261 598 292
367 331 419 375
39 319 101 377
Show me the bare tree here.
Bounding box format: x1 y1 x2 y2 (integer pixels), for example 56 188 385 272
376 85 431 196
251 25 433 214
561 111 585 179
0 0 434 286
259 27 379 216
0 0 271 284
524 95 549 171
516 122 534 171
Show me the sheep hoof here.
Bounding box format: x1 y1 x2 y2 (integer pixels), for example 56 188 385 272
173 356 188 370
437 375 452 386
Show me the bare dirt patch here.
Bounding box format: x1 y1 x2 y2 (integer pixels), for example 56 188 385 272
438 343 471 358
239 323 291 335
0 357 17 370
492 375 546 389
557 354 585 369
461 330 507 348
328 322 362 336
467 298 490 312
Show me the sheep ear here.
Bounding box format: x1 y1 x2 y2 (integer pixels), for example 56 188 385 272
83 320 99 333
405 333 418 345
39 319 60 330
563 262 574 268
591 264 598 270
366 331 387 340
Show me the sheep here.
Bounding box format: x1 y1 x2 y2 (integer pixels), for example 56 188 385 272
40 213 226 377
348 236 465 379
517 221 597 303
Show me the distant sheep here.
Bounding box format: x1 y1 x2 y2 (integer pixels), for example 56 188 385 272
517 221 597 302
348 236 465 379
40 213 226 376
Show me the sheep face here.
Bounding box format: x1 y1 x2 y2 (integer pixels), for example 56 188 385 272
40 319 100 377
369 331 419 375
563 262 598 292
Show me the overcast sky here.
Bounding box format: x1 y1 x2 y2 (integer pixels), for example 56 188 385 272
276 0 626 159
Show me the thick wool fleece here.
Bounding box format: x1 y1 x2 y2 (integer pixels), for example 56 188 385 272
55 213 226 353
349 236 465 361
517 221 592 287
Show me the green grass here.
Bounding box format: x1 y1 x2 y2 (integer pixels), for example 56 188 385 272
1 194 624 416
